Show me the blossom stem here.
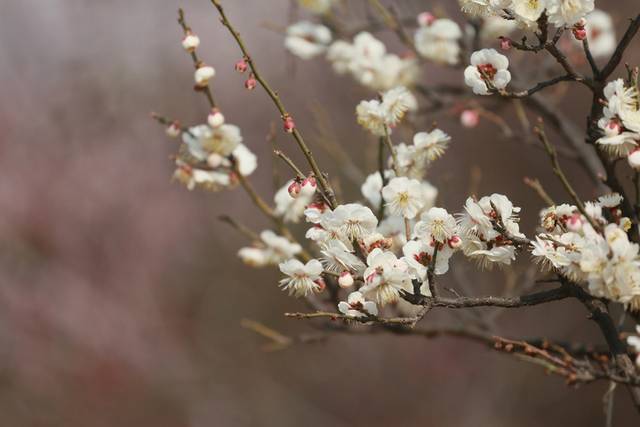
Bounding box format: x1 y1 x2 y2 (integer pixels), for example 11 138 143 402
534 122 601 232
209 0 337 209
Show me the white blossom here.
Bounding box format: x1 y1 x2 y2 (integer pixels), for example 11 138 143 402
338 291 378 317
360 248 413 305
464 49 511 95
414 19 462 65
278 259 324 297
285 21 332 60
583 9 616 58
547 0 594 27
415 207 458 243
413 129 451 162
275 179 315 223
382 177 425 219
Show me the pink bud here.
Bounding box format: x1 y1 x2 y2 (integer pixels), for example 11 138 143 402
448 235 462 249
460 110 480 128
235 59 248 73
573 27 587 41
499 37 512 51
244 75 257 90
314 278 326 292
288 181 301 198
605 119 622 136
166 121 181 138
417 12 435 27
300 177 317 197
283 116 296 133
338 272 354 288
567 213 583 232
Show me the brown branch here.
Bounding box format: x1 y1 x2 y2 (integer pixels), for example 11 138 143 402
209 0 337 208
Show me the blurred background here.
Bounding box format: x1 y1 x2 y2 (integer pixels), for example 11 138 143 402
1 0 639 425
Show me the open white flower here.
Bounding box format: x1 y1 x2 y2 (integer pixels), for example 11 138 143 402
415 207 457 243
413 129 451 161
232 144 257 176
583 9 616 58
464 49 511 95
382 177 425 219
183 124 242 159
361 248 413 305
238 230 302 267
338 291 378 317
285 21 332 60
278 259 324 297
320 240 365 273
547 0 594 27
381 86 417 125
512 0 547 25
356 99 388 136
332 203 378 240
414 19 462 65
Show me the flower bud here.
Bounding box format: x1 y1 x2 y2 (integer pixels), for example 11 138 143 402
314 278 326 292
207 153 224 168
166 121 181 138
283 116 296 133
182 32 200 52
194 65 215 87
235 59 248 73
300 176 317 197
417 12 435 27
572 27 587 41
576 18 587 28
460 110 480 128
448 235 462 249
499 37 512 51
628 149 640 170
207 108 225 128
244 75 257 90
566 213 583 232
288 181 301 198
338 272 354 289
604 119 622 136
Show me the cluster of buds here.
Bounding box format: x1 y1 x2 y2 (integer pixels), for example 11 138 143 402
288 175 317 199
572 18 588 41
195 63 216 87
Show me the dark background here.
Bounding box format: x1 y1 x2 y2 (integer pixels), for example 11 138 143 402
1 1 639 425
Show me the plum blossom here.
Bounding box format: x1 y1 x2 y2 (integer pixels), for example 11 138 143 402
338 291 378 317
360 248 413 305
547 0 595 27
320 240 366 273
278 259 325 297
382 177 425 219
285 21 332 60
356 86 417 136
414 19 462 65
582 9 616 58
464 48 511 95
238 230 302 267
327 32 418 91
275 179 315 223
415 207 458 243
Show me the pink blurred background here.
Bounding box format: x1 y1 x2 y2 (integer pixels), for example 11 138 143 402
1 0 639 425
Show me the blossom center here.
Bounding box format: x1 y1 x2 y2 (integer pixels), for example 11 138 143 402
477 63 497 80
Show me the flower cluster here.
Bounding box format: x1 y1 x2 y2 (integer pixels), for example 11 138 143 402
531 195 640 310
460 0 595 28
596 78 640 167
458 194 525 269
356 86 417 136
414 17 462 65
327 32 418 91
